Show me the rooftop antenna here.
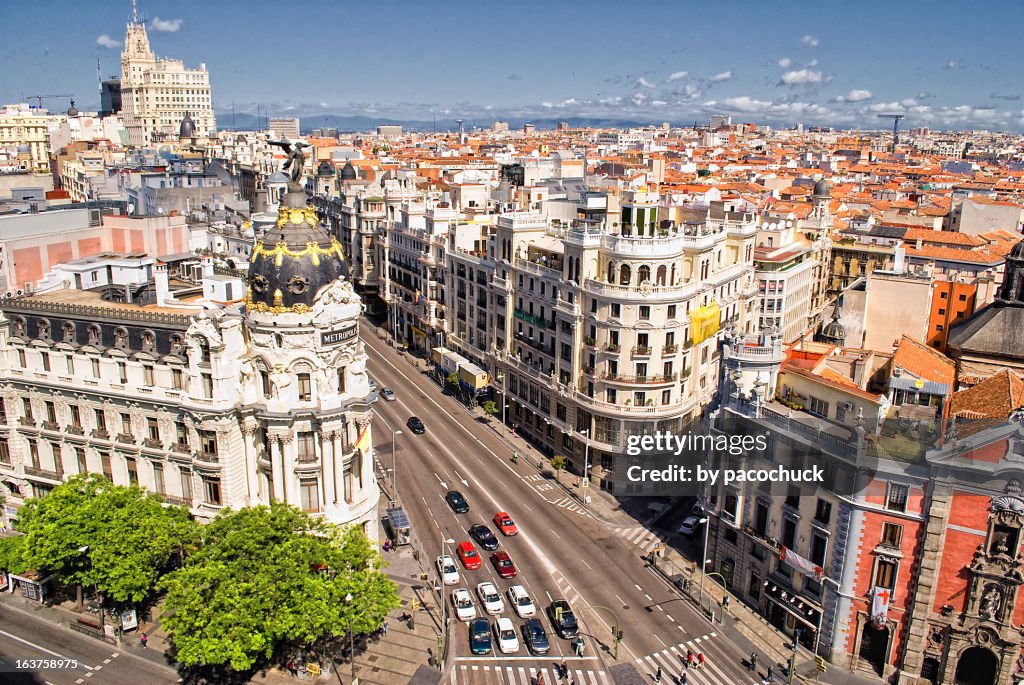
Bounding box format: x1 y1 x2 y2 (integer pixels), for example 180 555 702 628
132 0 138 25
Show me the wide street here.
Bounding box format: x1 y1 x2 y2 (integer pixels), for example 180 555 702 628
362 321 762 685
0 603 178 685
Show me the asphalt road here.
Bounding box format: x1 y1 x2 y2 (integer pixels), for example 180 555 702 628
0 603 178 685
363 323 762 685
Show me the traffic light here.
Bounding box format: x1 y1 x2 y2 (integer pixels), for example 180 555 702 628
816 656 827 673
616 629 624 641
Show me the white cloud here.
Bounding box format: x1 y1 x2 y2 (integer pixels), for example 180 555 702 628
945 59 959 70
541 101 554 109
779 69 827 86
668 71 689 81
777 57 793 68
720 96 771 113
319 102 329 108
834 89 872 103
151 17 183 32
806 59 818 68
709 70 734 83
800 34 820 48
96 34 121 49
560 98 578 107
637 77 656 88
652 100 667 106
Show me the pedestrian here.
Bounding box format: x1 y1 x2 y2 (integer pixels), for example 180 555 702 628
766 665 774 683
750 652 758 672
382 619 389 636
679 672 687 685
537 671 544 685
687 649 695 669
697 652 705 669
560 659 568 679
655 665 662 682
140 632 148 649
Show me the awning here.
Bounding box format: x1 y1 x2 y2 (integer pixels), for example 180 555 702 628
890 376 950 396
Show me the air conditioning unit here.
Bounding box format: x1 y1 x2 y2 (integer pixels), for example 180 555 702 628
15 289 23 296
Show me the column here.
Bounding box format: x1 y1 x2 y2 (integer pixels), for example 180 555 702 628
322 429 336 506
241 423 256 505
281 433 298 505
271 435 285 502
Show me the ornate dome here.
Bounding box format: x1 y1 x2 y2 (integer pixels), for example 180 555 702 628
246 191 348 314
1009 239 1024 263
813 178 831 197
339 161 357 180
179 112 196 138
317 160 335 177
820 304 846 344
66 99 79 117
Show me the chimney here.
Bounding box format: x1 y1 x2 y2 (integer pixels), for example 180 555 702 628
894 246 906 274
201 256 214 278
154 262 169 307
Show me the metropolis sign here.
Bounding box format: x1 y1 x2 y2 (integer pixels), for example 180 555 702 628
321 325 357 347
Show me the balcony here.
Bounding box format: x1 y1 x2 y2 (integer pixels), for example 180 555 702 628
161 494 191 507
631 345 653 357
602 373 678 384
41 421 60 432
513 309 553 330
296 452 318 464
584 336 596 347
604 343 621 353
569 388 699 418
116 433 135 445
144 438 163 450
601 232 717 256
555 299 580 317
66 425 85 436
513 333 554 356
582 278 698 302
23 465 62 481
663 344 679 354
19 416 37 427
91 429 110 440
171 442 190 454
196 451 219 464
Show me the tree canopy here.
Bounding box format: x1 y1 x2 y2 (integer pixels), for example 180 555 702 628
160 503 399 671
16 474 195 603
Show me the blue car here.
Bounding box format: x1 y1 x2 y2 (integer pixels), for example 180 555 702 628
469 617 492 655
523 617 550 655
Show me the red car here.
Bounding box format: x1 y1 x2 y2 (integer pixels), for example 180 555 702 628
491 551 517 579
456 541 482 570
493 511 519 536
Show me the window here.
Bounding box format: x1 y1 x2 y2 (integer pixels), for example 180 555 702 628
886 483 909 512
45 401 56 424
121 413 132 435
202 476 222 505
147 417 160 441
16 349 25 368
937 308 946 316
66 356 74 375
782 517 797 550
754 501 769 536
27 440 40 468
40 351 50 372
126 457 138 485
939 292 947 299
94 409 107 432
748 573 761 601
75 447 86 473
810 533 827 566
175 421 189 446
298 432 316 460
300 479 321 513
70 405 81 428
662 389 671 404
807 396 830 418
611 303 621 317
117 361 127 383
958 294 967 302
881 522 903 547
874 559 898 590
180 468 193 500
201 430 217 456
814 498 832 525
298 373 312 401
100 452 113 481
723 492 739 522
668 304 677 318
201 373 213 398
143 365 155 386
153 463 165 494
23 398 34 421
935 324 944 332
0 439 10 465
91 358 100 378
172 368 183 390
639 305 651 320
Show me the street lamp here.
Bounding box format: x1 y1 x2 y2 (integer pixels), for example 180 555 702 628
345 592 356 684
438 536 455 664
579 429 590 508
391 430 403 505
697 517 710 606
77 545 104 635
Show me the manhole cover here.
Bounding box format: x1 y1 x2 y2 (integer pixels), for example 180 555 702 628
622 604 630 610
368 655 379 663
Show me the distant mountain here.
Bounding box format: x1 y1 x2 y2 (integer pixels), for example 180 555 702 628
216 111 671 134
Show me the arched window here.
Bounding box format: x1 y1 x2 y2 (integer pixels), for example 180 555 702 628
195 337 210 363
114 327 129 350
141 330 156 352
87 324 101 345
63 322 75 342
619 264 631 286
607 262 616 284
12 318 25 337
656 265 667 286
638 265 651 283
37 319 50 339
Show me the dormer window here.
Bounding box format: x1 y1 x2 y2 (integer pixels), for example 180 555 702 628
87 325 101 345
38 320 50 339
63 322 75 342
141 331 155 352
114 328 129 350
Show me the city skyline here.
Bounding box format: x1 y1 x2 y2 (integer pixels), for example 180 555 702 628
1 0 1022 131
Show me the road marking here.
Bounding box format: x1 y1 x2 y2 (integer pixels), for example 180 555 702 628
635 584 643 591
580 559 592 570
645 594 652 601
655 635 667 647
0 628 94 669
519 501 533 511
550 528 560 539
657 605 664 612
614 593 626 605
667 614 675 622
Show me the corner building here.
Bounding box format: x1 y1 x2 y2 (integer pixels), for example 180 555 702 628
0 191 378 539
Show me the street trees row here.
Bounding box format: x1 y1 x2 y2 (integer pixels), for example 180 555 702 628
1 475 399 674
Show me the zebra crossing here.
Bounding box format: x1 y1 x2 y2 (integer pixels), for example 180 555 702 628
551 571 582 606
636 632 755 684
615 524 671 553
450 663 610 685
549 496 592 517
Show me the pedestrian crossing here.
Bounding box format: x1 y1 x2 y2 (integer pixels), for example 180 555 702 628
551 571 582 606
549 496 592 517
450 663 610 685
615 524 670 553
635 632 756 684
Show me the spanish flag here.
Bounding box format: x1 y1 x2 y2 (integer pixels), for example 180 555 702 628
355 424 372 454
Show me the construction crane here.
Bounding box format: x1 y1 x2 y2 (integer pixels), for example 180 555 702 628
27 94 74 110
877 114 905 150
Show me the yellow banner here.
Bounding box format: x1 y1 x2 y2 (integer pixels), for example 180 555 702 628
691 301 721 344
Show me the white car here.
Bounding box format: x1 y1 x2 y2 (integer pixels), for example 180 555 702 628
437 555 460 585
476 582 505 615
451 588 477 622
507 585 536 618
678 516 703 536
494 616 520 654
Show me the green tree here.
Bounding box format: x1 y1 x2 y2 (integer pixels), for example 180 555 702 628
551 455 567 483
160 503 399 672
481 400 498 420
446 372 459 387
17 474 195 606
0 535 29 575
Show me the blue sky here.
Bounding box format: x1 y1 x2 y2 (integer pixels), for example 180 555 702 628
2 0 1023 130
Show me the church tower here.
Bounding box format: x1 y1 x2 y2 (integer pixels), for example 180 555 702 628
241 184 379 537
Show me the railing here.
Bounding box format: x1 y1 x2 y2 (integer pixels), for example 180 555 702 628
513 309 553 329
296 452 318 464
143 438 163 449
23 465 62 481
196 451 219 463
116 433 135 444
19 417 36 427
41 421 60 432
555 299 580 317
663 344 679 354
604 343 621 353
2 297 195 325
601 232 717 255
161 494 191 507
171 442 190 454
602 373 678 384
571 389 698 417
582 278 699 302
67 425 85 436
584 337 596 347
631 345 653 357
514 258 561 278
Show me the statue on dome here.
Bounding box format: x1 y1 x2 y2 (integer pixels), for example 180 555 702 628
269 139 309 188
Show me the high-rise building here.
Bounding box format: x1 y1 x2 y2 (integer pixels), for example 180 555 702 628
0 103 56 173
119 2 215 146
269 117 301 140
